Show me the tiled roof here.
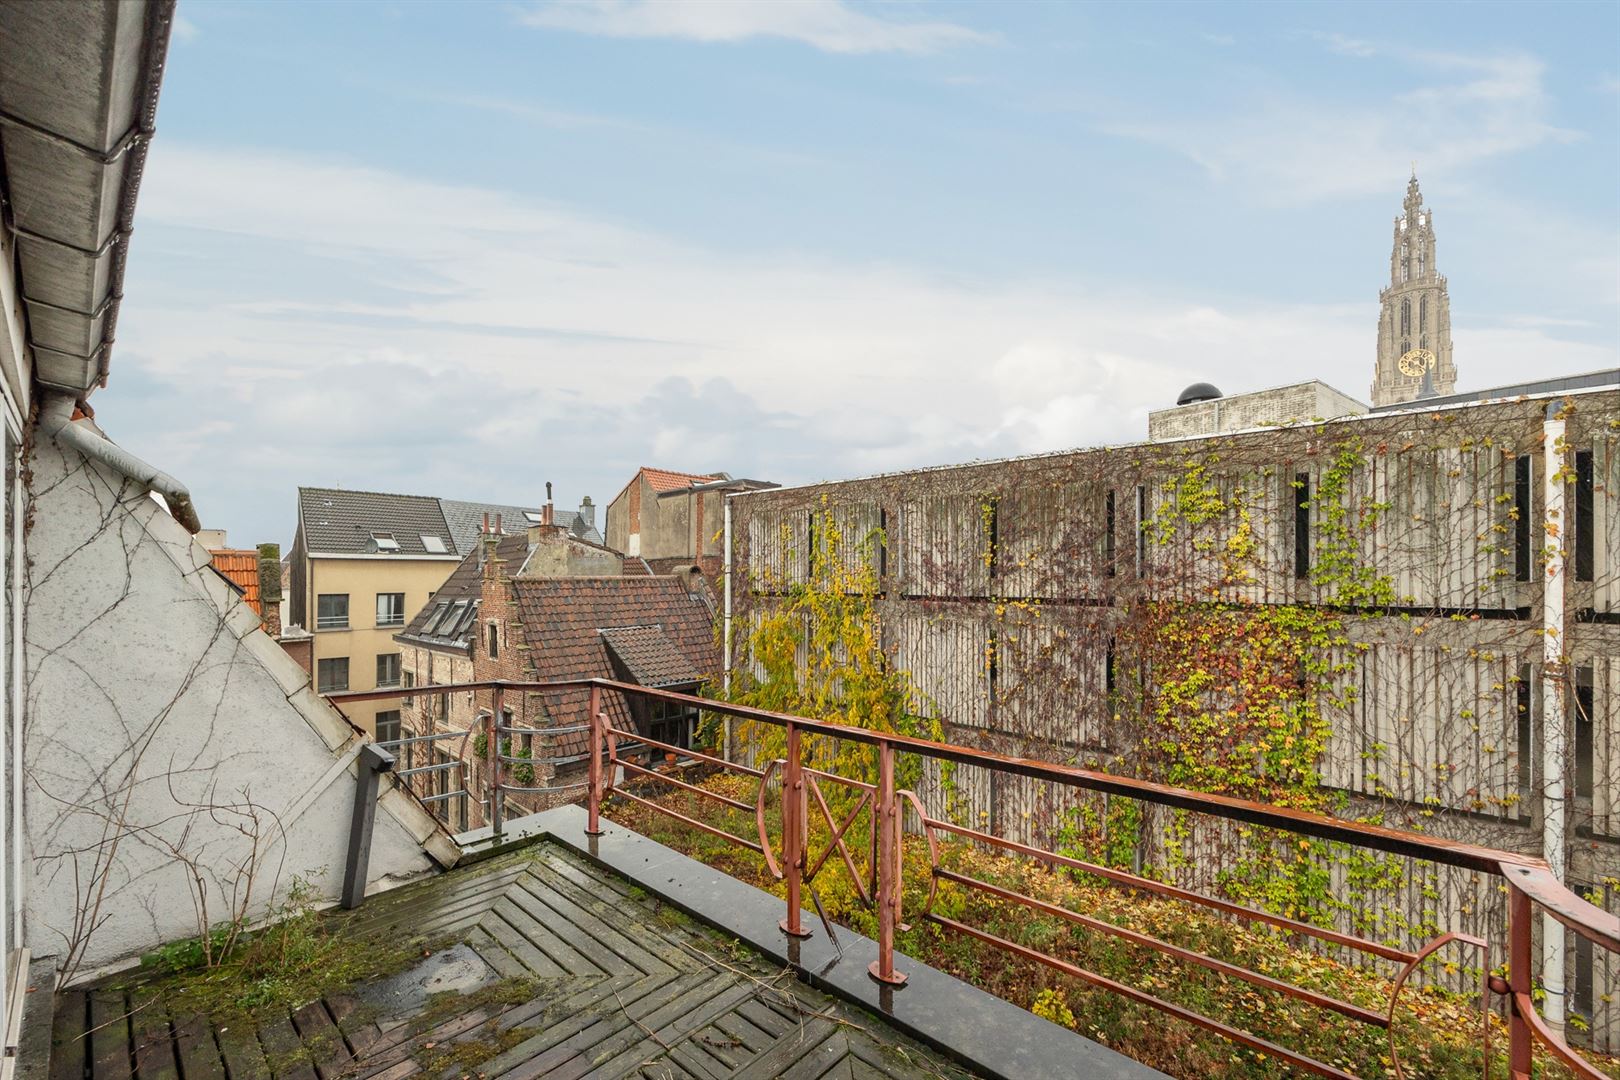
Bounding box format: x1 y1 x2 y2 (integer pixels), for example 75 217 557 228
509 576 718 755
298 487 455 557
396 533 529 650
209 550 261 614
641 467 723 494
438 499 602 553
600 625 702 688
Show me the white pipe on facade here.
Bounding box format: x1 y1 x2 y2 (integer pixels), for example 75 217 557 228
39 392 201 534
722 494 733 762
1540 400 1568 1033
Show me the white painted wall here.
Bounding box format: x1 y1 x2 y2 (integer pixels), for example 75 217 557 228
22 427 454 981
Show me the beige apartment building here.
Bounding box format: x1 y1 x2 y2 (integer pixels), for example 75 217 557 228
288 487 602 736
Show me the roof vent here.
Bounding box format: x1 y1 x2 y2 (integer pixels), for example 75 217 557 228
1176 382 1223 406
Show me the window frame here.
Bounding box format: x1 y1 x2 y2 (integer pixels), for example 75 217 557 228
376 652 402 688
316 593 350 630
317 656 350 693
376 591 406 627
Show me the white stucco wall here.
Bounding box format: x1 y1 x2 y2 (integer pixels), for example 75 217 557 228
22 427 455 980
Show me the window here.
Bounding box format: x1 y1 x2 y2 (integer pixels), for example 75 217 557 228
375 710 401 745
376 592 406 627
1574 450 1594 582
1104 490 1116 577
1400 298 1410 337
371 532 400 553
377 653 401 687
1514 455 1532 582
1294 474 1311 580
1574 665 1593 801
649 693 699 750
1419 295 1427 331
316 593 349 630
317 657 349 693
487 621 499 659
1134 486 1147 579
402 669 415 706
1574 907 1595 1025
1516 665 1533 807
423 602 451 635
421 534 448 554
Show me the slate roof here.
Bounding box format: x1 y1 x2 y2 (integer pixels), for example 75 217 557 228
297 488 604 557
439 499 603 552
396 533 530 651
600 625 703 688
209 550 261 614
298 487 455 557
510 577 718 756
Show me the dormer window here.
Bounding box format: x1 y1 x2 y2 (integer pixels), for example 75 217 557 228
421 535 448 554
371 532 400 553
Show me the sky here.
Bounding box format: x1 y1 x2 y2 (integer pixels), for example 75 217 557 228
99 0 1620 549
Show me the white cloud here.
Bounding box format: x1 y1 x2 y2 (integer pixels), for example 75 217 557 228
1103 45 1579 204
517 0 992 55
172 15 200 43
111 144 1613 544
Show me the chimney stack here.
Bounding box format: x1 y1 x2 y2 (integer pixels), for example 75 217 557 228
578 495 595 530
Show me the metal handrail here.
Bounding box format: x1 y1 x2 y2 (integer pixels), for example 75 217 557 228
328 677 1617 1079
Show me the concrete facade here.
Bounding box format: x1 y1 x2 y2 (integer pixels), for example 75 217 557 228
1148 380 1368 439
23 431 453 980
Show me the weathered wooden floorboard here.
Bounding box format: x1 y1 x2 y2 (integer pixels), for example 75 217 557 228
62 840 968 1080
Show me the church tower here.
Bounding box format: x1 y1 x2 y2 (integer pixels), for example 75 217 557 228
1372 173 1457 406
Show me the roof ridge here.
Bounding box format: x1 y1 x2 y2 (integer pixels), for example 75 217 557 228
299 484 444 502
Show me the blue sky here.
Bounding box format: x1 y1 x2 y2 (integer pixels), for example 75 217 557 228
102 0 1619 548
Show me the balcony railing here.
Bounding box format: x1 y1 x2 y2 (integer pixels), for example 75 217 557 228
326 678 1618 1080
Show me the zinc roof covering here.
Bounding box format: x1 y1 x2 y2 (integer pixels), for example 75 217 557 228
298 487 454 557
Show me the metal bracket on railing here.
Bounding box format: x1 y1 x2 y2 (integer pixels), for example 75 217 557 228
341 742 395 910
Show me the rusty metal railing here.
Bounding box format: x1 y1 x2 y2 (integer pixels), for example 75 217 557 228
327 678 1618 1080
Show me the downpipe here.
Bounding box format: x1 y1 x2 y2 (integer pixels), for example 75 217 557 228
38 392 201 535
1540 400 1567 1035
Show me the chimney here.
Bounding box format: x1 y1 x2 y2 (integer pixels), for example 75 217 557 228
258 543 282 636
578 495 595 530
482 513 502 581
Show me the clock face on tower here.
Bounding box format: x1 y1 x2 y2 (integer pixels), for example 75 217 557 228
1398 347 1435 378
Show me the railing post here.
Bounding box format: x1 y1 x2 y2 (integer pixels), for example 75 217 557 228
488 684 504 838
869 738 906 985
1507 884 1533 1080
342 743 395 910
780 722 811 937
586 684 604 836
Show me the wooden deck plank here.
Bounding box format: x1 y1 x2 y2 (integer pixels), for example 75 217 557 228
567 979 758 1080
87 992 133 1080
127 992 180 1080
505 872 662 977
290 1000 351 1080
491 969 721 1080
255 1012 316 1080
728 1020 840 1080
465 924 533 980
214 1021 272 1080
63 839 973 1080
170 1011 226 1080
523 857 690 971
482 907 572 977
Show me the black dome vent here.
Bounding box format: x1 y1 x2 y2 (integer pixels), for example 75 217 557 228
1177 382 1223 406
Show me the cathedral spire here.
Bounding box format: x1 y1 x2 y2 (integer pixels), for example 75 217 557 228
1373 173 1457 406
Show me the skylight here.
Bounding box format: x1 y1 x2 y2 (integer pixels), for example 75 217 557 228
421 534 448 554
371 532 400 552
